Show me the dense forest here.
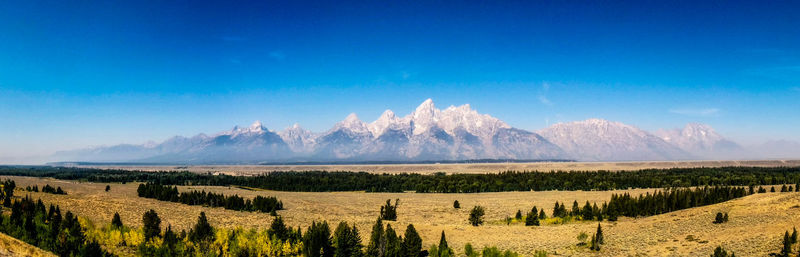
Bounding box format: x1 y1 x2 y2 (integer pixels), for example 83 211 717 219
2 165 800 193
137 183 283 213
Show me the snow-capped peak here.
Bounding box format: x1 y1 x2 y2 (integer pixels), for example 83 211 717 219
368 109 408 136
410 99 441 135
250 120 265 131
333 113 370 134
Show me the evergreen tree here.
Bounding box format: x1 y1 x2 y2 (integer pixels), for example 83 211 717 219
525 211 539 226
334 221 363 257
303 221 334 257
436 231 453 257
572 200 580 216
781 231 792 257
380 199 399 221
772 186 777 192
469 206 485 226
792 227 797 244
189 212 214 242
582 201 594 220
142 209 161 241
553 202 561 217
782 185 788 192
366 218 384 257
759 186 767 193
111 212 123 229
515 210 522 220
589 233 600 251
453 200 460 209
595 223 604 244
105 185 110 192
269 216 290 241
539 209 547 220
403 224 422 257
163 225 179 247
384 224 403 257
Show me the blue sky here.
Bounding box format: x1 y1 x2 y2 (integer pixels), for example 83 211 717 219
1 1 799 161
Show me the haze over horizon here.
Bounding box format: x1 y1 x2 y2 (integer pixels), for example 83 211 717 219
2 1 799 163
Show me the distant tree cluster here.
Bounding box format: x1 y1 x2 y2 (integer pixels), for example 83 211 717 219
0 195 112 256
4 165 800 193
604 186 748 219
713 212 730 224
522 206 546 226
519 186 750 225
136 183 283 213
40 184 67 195
380 199 399 221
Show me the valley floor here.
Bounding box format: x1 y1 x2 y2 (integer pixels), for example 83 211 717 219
79 159 800 175
2 175 797 256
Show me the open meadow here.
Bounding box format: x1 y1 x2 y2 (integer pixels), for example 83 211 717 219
3 175 798 256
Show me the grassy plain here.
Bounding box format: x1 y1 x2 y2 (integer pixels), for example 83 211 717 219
2 175 798 256
78 159 800 175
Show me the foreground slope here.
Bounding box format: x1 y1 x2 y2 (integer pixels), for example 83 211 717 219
0 232 56 257
4 176 798 256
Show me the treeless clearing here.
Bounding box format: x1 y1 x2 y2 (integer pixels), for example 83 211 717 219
76 159 800 175
2 175 798 256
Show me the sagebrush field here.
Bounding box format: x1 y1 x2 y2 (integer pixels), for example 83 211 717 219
3 175 798 256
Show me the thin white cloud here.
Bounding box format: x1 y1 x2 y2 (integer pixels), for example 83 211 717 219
538 95 552 106
669 108 720 117
538 82 553 106
792 87 800 93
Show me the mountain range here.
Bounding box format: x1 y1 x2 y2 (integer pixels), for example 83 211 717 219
51 99 795 164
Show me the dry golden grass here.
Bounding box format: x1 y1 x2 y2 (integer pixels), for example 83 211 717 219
3 175 798 256
0 232 56 257
80 159 800 175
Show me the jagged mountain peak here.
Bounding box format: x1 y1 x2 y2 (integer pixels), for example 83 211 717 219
332 113 370 135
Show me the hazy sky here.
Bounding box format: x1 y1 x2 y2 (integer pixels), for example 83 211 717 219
1 1 799 161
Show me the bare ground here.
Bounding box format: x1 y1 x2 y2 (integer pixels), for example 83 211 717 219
2 175 797 256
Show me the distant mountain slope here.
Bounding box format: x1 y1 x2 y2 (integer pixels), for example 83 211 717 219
655 123 745 159
538 119 691 161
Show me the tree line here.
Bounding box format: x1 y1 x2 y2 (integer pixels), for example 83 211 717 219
136 183 283 213
26 184 68 195
499 186 750 225
3 165 800 193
